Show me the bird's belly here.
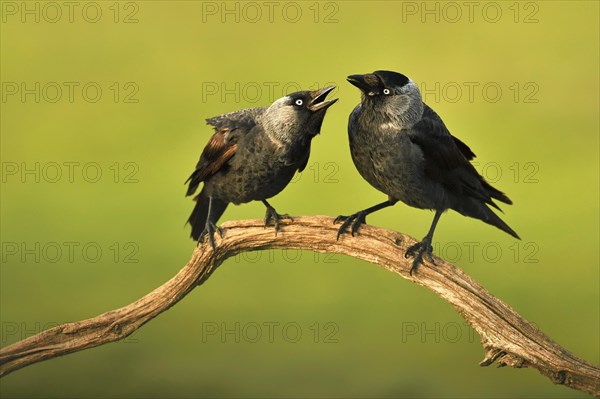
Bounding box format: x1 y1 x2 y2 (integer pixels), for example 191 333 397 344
350 132 442 209
206 160 296 205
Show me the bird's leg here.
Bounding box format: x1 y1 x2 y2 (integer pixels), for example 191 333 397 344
334 199 397 240
405 210 443 275
199 196 223 251
262 199 292 235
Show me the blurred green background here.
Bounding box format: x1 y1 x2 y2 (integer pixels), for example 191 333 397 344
1 1 598 398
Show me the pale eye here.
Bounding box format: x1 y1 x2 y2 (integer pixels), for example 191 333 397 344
383 88 391 95
295 99 303 106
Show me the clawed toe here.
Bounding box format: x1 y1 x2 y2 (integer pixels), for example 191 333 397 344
333 215 347 225
334 212 366 240
334 201 397 241
264 208 292 235
405 240 435 275
200 221 222 251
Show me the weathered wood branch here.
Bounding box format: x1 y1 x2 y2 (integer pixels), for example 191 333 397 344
0 216 598 395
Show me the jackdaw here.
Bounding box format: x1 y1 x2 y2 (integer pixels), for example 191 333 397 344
336 70 519 274
186 86 337 248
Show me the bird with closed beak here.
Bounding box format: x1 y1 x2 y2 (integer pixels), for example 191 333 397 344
186 86 337 249
336 70 519 274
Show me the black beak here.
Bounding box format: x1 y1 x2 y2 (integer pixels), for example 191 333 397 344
308 86 338 112
347 74 378 95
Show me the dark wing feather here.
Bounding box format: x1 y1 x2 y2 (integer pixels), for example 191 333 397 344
408 106 473 179
206 107 264 130
185 128 238 196
297 148 310 172
452 136 476 161
408 104 511 206
185 108 262 196
416 106 476 163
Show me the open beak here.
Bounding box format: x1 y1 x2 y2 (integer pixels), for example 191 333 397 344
347 74 378 95
308 86 338 112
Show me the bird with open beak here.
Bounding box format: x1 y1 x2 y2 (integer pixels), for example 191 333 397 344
186 86 338 249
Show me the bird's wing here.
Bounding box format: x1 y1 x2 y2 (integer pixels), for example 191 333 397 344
206 107 264 130
408 105 474 174
408 104 511 206
297 148 310 172
185 127 239 196
452 135 476 161
185 109 263 196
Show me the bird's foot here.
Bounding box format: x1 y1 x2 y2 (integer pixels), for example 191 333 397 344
334 211 367 240
405 239 435 275
264 206 293 235
199 221 223 251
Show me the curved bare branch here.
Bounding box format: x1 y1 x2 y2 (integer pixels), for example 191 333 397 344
1 216 598 396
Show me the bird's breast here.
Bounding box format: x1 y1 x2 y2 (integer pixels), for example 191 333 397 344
349 125 441 209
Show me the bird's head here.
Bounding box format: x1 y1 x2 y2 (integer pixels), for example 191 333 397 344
347 70 423 127
261 86 338 142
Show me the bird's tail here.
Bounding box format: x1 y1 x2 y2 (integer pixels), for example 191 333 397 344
455 199 520 240
188 189 228 241
480 179 512 205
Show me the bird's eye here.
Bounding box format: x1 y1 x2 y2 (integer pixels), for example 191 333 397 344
383 88 391 95
295 99 303 106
